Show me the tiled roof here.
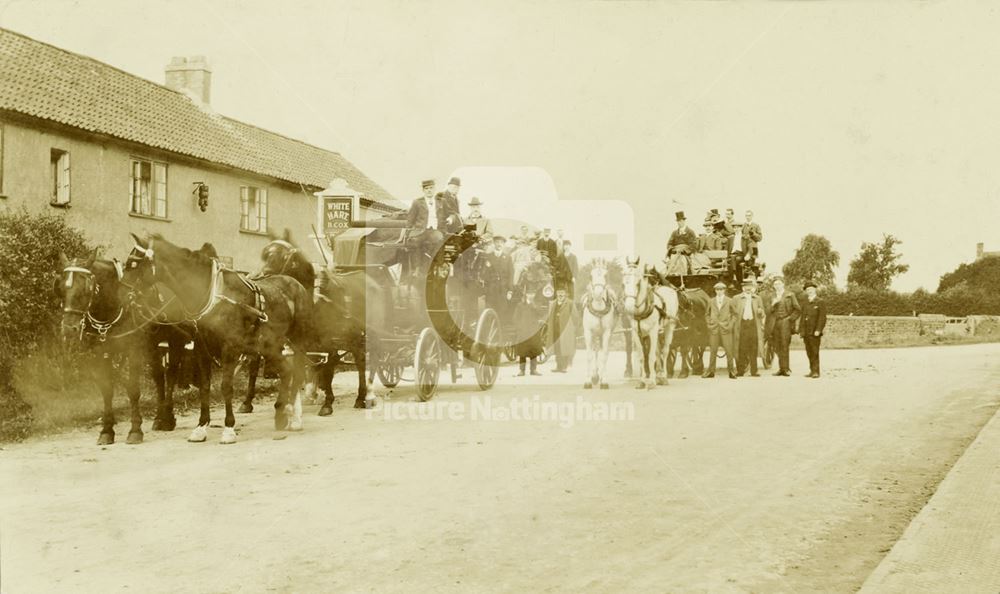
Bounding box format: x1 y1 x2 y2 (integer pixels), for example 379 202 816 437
0 27 401 211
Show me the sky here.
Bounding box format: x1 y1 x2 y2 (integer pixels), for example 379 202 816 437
3 0 1000 290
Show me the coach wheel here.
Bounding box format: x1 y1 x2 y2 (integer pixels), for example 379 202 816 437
762 341 774 369
377 362 402 388
473 308 501 390
415 328 441 401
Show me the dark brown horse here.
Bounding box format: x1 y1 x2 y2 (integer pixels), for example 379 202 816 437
667 288 710 378
56 251 146 445
239 236 317 414
128 234 312 443
249 237 391 414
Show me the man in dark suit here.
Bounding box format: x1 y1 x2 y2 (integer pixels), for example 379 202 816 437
767 276 801 376
536 228 559 268
799 280 827 378
482 235 514 319
408 178 462 235
704 281 737 379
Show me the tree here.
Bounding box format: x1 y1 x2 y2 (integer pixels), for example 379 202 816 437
782 234 840 290
847 234 909 291
937 255 1000 294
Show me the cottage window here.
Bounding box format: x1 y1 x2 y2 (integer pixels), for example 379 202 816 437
240 186 268 232
130 158 167 218
50 149 70 205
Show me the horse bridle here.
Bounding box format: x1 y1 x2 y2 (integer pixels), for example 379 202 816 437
61 265 125 342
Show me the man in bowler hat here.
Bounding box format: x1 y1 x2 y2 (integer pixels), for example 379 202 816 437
799 280 827 378
732 276 766 376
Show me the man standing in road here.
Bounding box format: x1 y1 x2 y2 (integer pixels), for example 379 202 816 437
767 276 800 376
704 281 737 379
732 276 766 377
799 280 827 378
548 286 577 373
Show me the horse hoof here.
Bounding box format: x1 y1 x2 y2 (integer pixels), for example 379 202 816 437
219 427 237 444
288 419 303 432
153 417 176 431
678 371 689 379
238 402 253 414
600 383 609 390
188 425 208 443
126 431 143 445
634 382 645 390
584 382 593 389
353 398 367 410
97 433 114 446
318 405 333 417
655 378 666 386
274 415 288 431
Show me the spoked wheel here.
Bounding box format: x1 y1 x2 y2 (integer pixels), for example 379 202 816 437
473 308 501 390
762 340 774 370
377 360 402 388
415 327 441 402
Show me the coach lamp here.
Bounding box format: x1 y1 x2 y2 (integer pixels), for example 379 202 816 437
193 182 209 211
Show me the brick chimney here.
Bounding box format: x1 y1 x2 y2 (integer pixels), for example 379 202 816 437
977 242 984 260
165 56 212 104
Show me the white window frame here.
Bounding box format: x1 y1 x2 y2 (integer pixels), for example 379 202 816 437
130 158 168 218
240 186 268 233
50 149 70 205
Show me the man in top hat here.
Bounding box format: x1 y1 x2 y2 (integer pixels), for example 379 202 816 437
465 196 493 241
799 280 827 378
766 276 800 376
704 281 737 379
732 275 766 377
666 211 698 274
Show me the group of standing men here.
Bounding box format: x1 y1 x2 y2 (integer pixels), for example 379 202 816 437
704 276 828 380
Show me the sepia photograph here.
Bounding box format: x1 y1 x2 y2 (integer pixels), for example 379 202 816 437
1 1 999 592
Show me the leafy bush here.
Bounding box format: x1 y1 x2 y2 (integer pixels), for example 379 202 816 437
0 208 97 441
821 285 1000 317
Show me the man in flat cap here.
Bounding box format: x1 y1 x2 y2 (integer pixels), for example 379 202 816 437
766 276 800 376
704 281 737 378
732 276 766 377
799 280 827 378
665 211 697 275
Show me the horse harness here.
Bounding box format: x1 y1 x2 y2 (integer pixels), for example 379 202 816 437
62 264 126 343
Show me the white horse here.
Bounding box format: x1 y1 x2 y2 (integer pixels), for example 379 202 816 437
621 257 679 389
580 262 617 389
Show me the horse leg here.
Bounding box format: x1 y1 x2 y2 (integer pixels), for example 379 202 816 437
319 357 336 416
354 346 369 409
239 355 259 414
96 355 115 445
272 352 292 431
216 349 237 444
162 337 181 430
678 344 690 379
599 317 612 389
150 336 168 431
126 350 144 444
288 351 305 431
655 323 668 386
623 323 634 378
188 345 217 443
660 322 676 386
635 332 650 389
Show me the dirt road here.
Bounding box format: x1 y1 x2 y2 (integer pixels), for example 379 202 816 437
2 343 999 593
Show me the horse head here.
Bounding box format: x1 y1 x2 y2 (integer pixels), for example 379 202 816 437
56 249 123 341
260 237 316 291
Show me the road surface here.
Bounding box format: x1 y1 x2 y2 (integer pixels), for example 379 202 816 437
2 343 999 593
